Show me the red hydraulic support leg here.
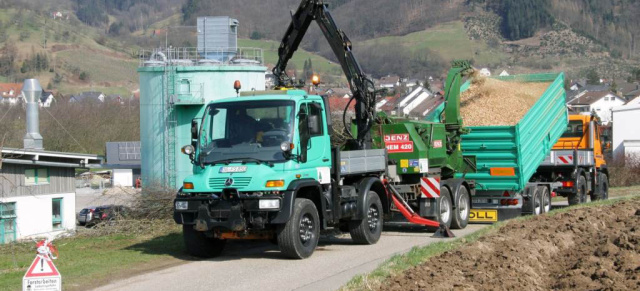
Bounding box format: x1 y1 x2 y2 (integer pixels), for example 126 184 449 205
390 195 440 227
386 183 455 238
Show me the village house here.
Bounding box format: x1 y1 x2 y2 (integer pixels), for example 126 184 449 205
0 83 23 105
378 75 401 89
40 90 56 108
567 91 625 125
68 91 105 103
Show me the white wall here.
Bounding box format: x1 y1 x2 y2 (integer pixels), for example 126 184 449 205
590 94 625 124
0 193 76 241
612 104 640 159
112 169 133 187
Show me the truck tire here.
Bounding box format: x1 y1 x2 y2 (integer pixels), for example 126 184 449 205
437 187 453 228
277 198 320 259
601 174 609 200
183 225 226 258
538 186 551 213
450 186 470 229
591 173 609 201
349 191 383 245
532 187 542 215
568 175 587 205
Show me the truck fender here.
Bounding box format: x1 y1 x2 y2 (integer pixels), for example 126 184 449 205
441 179 470 210
271 179 323 224
354 177 389 220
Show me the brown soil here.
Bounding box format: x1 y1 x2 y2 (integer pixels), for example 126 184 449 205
378 199 640 291
460 78 551 126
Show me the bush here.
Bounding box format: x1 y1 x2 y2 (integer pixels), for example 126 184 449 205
607 155 640 187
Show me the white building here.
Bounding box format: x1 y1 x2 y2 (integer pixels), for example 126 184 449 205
567 91 626 125
612 104 640 163
479 68 491 77
0 149 101 243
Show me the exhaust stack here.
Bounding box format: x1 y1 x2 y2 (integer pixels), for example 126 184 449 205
22 79 43 150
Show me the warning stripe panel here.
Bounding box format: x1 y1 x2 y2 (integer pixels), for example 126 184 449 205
420 177 441 198
558 155 574 164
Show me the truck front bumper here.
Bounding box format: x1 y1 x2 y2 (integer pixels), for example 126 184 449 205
173 191 292 232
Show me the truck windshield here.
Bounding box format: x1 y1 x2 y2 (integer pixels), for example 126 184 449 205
199 100 295 164
561 120 584 138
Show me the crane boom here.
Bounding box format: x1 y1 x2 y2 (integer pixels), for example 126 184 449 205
273 0 377 149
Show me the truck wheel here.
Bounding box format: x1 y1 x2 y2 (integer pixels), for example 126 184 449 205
568 176 587 205
437 187 453 227
538 186 551 213
591 173 608 201
532 187 542 215
601 174 609 200
349 191 383 245
183 225 226 258
450 186 470 229
277 198 319 259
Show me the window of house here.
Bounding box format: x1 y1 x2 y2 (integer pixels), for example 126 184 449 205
0 202 17 244
52 198 62 229
179 79 191 95
24 168 49 185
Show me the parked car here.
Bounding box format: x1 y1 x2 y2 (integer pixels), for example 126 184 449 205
77 205 129 226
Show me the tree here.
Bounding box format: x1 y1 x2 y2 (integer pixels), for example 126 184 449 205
586 69 600 85
610 80 618 93
632 68 640 82
79 71 89 81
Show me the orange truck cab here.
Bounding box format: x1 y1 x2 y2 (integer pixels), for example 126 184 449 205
534 113 609 205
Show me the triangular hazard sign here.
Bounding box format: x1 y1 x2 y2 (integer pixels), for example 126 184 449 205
24 255 60 277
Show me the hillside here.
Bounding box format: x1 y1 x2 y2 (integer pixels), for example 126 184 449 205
1 0 640 87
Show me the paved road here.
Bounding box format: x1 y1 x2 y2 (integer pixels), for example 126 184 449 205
93 200 577 291
94 224 486 291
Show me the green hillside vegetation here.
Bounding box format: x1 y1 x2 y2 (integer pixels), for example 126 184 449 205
359 21 506 66
238 39 342 76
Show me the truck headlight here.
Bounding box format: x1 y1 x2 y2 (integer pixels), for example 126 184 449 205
259 199 280 209
175 201 188 210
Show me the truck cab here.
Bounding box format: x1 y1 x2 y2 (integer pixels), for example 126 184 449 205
536 113 609 204
174 90 389 259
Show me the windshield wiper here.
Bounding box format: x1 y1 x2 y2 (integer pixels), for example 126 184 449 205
209 157 274 167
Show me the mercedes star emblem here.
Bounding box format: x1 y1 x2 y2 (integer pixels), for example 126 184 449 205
224 178 234 187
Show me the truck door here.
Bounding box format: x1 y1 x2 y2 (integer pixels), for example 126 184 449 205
298 102 331 184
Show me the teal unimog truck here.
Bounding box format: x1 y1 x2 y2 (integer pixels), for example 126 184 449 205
173 0 477 259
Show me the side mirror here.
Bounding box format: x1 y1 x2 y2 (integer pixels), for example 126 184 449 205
298 106 309 163
191 119 199 148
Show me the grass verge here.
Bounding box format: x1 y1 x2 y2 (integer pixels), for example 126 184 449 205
0 222 186 291
341 188 640 291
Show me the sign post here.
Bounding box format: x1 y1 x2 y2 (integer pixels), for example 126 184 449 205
23 239 61 291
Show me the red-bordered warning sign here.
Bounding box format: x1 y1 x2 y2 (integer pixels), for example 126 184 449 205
25 255 60 277
23 255 61 291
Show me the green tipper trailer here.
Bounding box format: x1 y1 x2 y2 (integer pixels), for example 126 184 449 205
428 73 568 222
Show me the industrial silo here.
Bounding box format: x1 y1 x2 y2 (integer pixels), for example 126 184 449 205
139 20 266 189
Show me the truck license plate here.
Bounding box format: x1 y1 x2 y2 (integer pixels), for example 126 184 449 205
219 166 247 173
470 209 498 222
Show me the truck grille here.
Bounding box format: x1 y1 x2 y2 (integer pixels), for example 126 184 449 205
209 177 252 190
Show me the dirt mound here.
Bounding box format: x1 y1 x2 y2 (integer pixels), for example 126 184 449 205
460 78 550 126
378 199 640 291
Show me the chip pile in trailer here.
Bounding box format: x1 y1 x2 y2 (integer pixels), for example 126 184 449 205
460 77 551 126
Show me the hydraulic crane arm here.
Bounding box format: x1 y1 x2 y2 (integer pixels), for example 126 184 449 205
273 0 377 149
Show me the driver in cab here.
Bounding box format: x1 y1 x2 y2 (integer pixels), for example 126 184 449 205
230 108 261 144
